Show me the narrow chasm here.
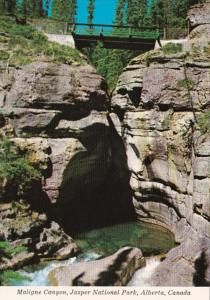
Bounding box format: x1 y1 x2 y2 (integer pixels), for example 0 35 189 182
57 116 135 233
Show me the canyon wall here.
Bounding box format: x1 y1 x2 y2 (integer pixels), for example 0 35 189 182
111 1 210 285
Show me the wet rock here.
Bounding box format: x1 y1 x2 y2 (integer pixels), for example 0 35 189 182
48 247 145 286
0 252 35 272
151 237 210 286
36 221 79 260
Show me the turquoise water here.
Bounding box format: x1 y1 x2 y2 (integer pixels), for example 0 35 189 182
74 221 175 257
9 221 175 286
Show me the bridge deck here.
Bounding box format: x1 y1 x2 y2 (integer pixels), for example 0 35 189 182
68 23 163 50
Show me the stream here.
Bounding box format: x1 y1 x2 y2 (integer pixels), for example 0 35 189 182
12 221 175 286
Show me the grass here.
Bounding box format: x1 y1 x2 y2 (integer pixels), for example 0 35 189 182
197 110 210 134
0 16 86 66
162 43 183 55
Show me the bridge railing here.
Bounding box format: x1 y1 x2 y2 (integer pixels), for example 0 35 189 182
68 23 164 40
29 18 68 34
29 19 187 40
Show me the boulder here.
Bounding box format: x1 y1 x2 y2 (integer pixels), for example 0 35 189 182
48 247 145 286
151 237 210 286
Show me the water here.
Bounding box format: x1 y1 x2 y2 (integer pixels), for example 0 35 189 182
11 221 174 286
128 256 161 286
74 221 175 256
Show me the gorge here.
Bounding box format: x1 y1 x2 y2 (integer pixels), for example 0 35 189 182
0 1 210 287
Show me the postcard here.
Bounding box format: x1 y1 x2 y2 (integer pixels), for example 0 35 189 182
0 0 209 299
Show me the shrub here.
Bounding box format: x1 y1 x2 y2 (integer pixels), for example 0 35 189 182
0 270 29 286
0 138 41 198
0 241 27 257
197 110 210 134
162 43 183 55
177 78 194 89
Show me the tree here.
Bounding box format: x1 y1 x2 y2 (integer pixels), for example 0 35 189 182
15 0 44 18
87 0 95 25
150 0 166 29
52 0 77 22
0 0 16 15
127 0 148 27
114 0 126 26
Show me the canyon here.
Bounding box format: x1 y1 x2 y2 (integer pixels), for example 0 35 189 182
0 1 210 286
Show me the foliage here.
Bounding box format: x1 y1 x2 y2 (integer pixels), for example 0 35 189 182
0 16 85 66
177 78 194 89
115 0 127 26
0 241 27 257
162 43 183 55
197 110 210 134
83 43 138 92
87 0 95 25
52 0 77 22
0 270 30 286
204 42 210 56
16 0 45 18
0 138 41 197
127 0 149 27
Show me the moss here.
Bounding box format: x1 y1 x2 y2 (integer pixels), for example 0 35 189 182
177 78 194 89
0 16 85 66
162 43 183 55
204 42 210 56
197 110 210 134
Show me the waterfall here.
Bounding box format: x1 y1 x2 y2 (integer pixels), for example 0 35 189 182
127 256 161 286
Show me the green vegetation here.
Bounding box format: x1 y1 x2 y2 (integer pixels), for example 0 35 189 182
0 270 29 286
0 241 27 257
177 78 194 89
87 0 95 25
0 16 85 66
204 42 210 56
162 43 183 55
0 138 41 198
197 110 210 134
52 0 77 22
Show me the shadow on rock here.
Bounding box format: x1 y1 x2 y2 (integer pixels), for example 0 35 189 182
57 117 135 233
193 251 210 286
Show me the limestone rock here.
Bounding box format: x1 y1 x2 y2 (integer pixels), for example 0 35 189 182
36 221 79 260
48 247 145 286
151 237 210 286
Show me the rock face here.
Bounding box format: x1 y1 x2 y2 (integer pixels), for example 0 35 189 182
0 201 79 271
112 41 210 285
0 60 134 232
48 247 145 286
187 1 210 41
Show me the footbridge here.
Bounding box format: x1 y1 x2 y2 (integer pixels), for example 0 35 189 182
30 19 164 51
68 23 164 50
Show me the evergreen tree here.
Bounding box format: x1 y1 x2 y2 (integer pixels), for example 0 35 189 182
16 0 44 18
127 0 148 27
87 0 95 25
115 0 126 26
0 0 16 14
150 0 166 29
52 0 77 22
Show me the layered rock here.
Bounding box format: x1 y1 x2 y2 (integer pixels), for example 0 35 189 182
0 55 134 236
0 201 79 271
48 247 145 286
187 1 210 43
112 43 210 285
